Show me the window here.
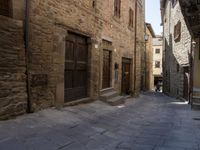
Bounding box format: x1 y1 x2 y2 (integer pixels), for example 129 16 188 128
92 0 96 8
155 61 161 68
0 0 11 17
172 0 177 7
199 38 200 60
114 0 121 18
129 8 134 28
155 49 160 54
174 21 181 41
164 17 167 23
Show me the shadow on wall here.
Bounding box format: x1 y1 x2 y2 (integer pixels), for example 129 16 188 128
163 34 190 99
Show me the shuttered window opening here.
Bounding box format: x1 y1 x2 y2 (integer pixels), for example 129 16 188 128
129 8 134 28
172 0 177 7
174 21 181 41
155 49 160 54
155 61 161 68
0 0 11 17
114 0 121 18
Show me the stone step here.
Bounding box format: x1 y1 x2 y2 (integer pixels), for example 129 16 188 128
193 96 200 99
106 96 125 106
100 88 126 106
193 88 200 96
100 90 119 101
192 96 200 105
193 92 200 97
193 88 200 92
100 88 115 95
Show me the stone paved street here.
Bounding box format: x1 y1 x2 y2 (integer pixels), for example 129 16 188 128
0 92 200 150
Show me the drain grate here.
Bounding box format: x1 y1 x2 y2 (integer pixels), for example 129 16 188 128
193 118 200 121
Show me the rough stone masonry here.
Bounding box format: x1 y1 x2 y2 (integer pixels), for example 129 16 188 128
0 0 145 119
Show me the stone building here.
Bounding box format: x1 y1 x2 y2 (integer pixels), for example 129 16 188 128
141 23 155 91
160 0 191 100
0 0 145 119
152 35 163 89
0 1 27 119
176 0 200 106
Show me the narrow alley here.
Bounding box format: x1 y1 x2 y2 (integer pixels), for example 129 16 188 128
1 0 200 150
0 92 199 150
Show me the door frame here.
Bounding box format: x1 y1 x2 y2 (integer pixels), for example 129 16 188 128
64 31 90 102
100 39 113 90
102 49 112 89
121 58 132 95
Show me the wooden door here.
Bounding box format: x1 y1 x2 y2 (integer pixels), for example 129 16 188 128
65 33 88 102
102 50 111 89
122 58 131 94
183 67 189 100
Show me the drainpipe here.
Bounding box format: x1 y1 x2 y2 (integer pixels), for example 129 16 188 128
144 24 147 91
133 0 138 93
190 39 195 104
25 0 32 113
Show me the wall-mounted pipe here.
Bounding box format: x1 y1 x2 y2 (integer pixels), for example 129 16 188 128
25 0 32 113
134 0 138 93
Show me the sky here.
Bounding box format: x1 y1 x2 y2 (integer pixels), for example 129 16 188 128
145 0 163 35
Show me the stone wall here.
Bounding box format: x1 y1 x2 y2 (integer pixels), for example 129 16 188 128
28 0 145 111
0 0 145 118
0 16 27 119
162 0 191 98
28 0 103 111
135 0 145 94
193 39 200 88
141 24 154 91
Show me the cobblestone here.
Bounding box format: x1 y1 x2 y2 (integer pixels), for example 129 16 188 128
0 92 200 150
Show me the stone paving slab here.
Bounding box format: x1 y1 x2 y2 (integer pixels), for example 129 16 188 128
0 92 200 150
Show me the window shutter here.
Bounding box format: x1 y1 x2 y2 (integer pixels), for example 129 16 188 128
129 9 131 26
114 0 121 18
118 0 121 17
174 21 181 41
0 0 10 17
129 9 134 27
114 0 117 16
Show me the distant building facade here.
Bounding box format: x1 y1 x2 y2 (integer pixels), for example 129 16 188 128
0 0 145 119
152 36 163 89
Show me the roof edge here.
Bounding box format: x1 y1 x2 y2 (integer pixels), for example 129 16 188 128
145 23 156 38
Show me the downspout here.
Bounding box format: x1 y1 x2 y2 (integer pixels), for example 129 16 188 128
189 39 192 103
144 25 147 91
189 38 195 104
167 1 172 94
25 0 32 113
133 0 138 93
143 0 146 91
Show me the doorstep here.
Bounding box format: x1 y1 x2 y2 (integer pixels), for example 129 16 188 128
64 97 93 107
